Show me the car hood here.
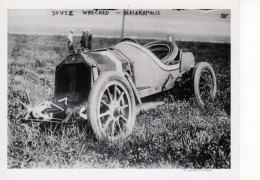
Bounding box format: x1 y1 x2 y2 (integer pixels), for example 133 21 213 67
56 49 132 75
87 49 132 74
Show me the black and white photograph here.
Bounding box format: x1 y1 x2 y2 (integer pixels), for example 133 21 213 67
0 0 245 178
7 8 232 169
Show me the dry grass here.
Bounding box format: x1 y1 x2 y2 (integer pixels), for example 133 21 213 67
8 34 230 168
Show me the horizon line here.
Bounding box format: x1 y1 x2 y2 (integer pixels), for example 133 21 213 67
8 32 231 44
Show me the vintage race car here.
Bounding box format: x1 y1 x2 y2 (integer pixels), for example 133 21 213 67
21 38 217 141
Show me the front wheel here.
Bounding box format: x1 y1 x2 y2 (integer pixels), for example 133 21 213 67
87 71 136 141
193 62 217 106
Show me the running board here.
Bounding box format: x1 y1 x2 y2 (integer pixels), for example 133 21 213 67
136 101 165 115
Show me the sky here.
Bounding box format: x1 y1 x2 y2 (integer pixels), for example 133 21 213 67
8 9 231 42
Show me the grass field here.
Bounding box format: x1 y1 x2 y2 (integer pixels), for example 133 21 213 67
7 34 231 168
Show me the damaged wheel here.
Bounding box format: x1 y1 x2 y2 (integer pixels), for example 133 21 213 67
87 71 136 141
193 62 217 106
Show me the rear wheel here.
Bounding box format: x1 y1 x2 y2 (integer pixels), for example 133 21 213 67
193 62 217 106
87 72 136 141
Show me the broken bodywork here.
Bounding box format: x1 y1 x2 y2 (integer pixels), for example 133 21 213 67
21 40 193 122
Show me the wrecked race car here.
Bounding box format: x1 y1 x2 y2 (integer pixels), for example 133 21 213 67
20 38 217 141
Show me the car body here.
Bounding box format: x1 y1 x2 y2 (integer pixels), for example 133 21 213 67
23 38 217 141
54 39 195 107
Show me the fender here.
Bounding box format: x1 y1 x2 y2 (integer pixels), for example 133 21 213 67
124 73 142 105
180 52 195 73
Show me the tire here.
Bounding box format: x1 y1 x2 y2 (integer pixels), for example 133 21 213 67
144 40 178 65
193 62 217 106
87 71 136 141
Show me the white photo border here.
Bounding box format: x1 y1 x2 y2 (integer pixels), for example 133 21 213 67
0 0 239 179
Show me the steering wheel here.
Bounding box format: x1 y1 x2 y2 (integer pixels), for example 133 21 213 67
120 38 139 44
